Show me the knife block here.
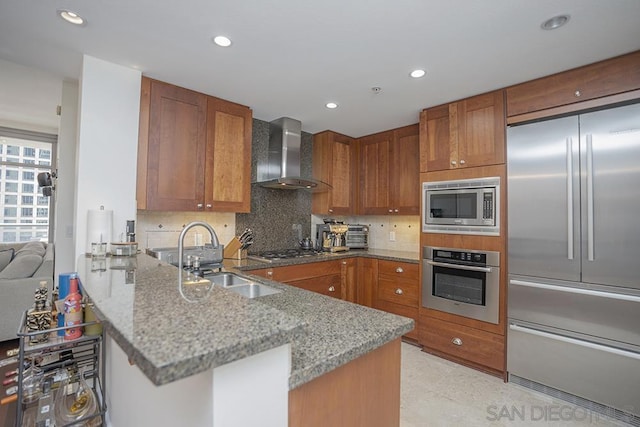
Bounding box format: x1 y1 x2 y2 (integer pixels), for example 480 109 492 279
223 237 246 259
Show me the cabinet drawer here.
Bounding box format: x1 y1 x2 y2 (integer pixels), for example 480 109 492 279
378 260 418 280
420 317 504 372
287 274 342 299
377 277 418 308
272 260 341 282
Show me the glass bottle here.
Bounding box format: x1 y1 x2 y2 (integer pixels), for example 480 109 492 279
54 369 101 426
63 274 83 340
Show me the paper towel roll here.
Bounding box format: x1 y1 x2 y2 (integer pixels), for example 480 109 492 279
86 208 113 254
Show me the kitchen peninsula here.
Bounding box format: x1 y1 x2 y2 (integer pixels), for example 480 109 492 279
79 252 414 426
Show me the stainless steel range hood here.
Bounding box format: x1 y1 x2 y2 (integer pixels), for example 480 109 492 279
255 117 330 191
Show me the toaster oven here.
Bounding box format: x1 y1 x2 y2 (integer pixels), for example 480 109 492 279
346 224 369 249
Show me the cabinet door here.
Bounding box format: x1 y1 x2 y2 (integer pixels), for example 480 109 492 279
419 104 452 172
312 132 355 215
356 257 377 307
341 258 357 302
457 90 505 169
145 79 207 211
288 274 342 299
390 125 420 214
359 132 391 214
205 97 252 212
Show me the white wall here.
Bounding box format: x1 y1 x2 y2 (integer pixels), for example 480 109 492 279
74 56 141 261
55 80 79 276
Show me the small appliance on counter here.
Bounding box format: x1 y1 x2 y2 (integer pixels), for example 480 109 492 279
316 223 349 253
346 224 369 249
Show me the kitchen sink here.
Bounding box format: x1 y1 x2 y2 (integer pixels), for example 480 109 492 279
206 273 281 298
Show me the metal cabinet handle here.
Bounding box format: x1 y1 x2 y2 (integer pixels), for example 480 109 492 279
459 159 466 165
451 337 463 346
328 286 336 292
575 90 581 97
196 203 203 209
395 288 403 295
451 160 457 166
267 271 273 277
206 204 212 209
342 261 346 265
395 267 404 273
328 209 334 213
394 209 399 213
388 209 393 213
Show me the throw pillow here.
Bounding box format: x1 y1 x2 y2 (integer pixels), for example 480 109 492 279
15 241 46 257
0 253 43 279
0 248 14 272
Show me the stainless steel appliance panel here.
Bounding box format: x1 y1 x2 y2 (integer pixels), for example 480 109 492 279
579 103 640 290
509 276 640 348
508 320 640 417
507 117 581 282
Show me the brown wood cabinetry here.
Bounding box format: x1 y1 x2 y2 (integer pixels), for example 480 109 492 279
506 50 640 122
374 260 419 341
356 257 377 307
137 77 252 212
359 124 420 215
312 131 357 215
251 259 353 300
419 317 504 376
419 90 505 172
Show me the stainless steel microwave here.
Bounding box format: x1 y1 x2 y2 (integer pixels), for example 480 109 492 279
422 177 500 235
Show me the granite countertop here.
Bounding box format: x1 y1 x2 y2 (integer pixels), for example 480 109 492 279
78 249 415 389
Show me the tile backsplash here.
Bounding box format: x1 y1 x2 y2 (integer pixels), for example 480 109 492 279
311 214 420 252
137 211 236 250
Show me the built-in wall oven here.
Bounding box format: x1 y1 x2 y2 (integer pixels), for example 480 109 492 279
422 246 500 324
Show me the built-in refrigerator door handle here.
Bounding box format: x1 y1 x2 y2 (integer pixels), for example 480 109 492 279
509 324 640 361
586 134 595 261
566 137 574 260
510 279 640 303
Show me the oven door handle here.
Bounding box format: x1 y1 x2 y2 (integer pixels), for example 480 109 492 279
425 260 492 273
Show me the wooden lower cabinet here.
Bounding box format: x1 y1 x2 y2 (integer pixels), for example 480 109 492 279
289 338 401 427
374 260 419 341
287 274 342 298
419 315 504 376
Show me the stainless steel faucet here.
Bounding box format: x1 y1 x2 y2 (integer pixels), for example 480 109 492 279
177 221 220 290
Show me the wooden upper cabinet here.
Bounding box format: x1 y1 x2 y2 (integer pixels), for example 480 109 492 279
141 78 207 211
205 96 252 212
312 131 356 215
419 90 505 172
359 124 420 215
137 77 252 212
390 125 420 215
507 50 640 119
359 131 391 214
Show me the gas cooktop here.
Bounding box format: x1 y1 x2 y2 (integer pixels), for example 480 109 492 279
248 248 321 263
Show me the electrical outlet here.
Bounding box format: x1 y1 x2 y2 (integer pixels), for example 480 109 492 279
389 231 396 241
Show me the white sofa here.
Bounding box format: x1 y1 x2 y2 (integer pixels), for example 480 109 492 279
0 242 54 342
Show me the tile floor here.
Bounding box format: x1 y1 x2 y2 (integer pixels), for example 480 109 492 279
400 343 631 427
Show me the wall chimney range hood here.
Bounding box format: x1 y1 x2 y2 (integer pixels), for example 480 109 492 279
256 117 330 192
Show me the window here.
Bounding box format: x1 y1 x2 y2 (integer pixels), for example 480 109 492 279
0 127 56 243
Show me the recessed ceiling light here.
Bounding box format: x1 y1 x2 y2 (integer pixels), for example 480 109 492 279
410 69 426 78
213 36 232 47
326 102 338 109
541 14 570 30
57 9 86 26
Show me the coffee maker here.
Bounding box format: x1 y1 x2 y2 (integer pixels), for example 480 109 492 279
316 223 349 252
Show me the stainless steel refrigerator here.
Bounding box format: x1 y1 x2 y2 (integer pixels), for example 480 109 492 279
507 102 640 422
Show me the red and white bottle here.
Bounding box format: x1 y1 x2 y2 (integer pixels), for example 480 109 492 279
63 274 83 340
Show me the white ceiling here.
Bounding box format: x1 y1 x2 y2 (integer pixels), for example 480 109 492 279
0 0 639 137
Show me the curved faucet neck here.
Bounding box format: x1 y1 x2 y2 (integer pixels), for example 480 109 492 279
178 221 221 285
